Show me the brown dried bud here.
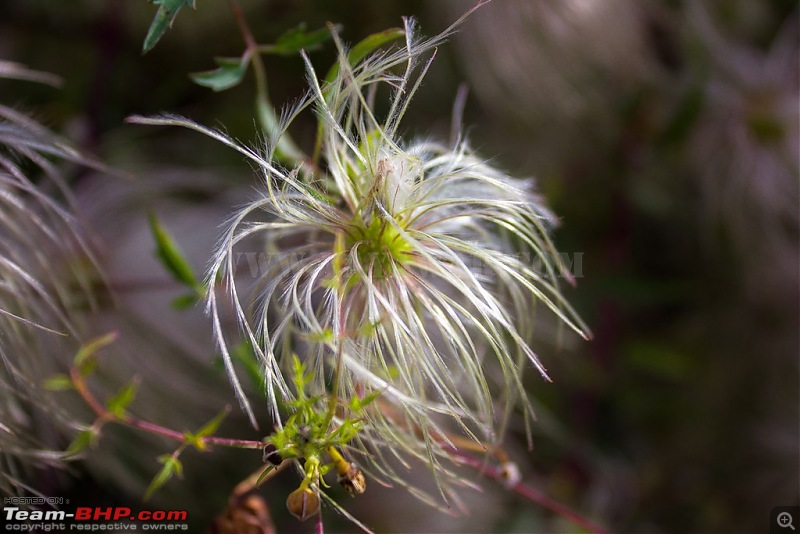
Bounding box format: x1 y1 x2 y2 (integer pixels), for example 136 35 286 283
262 443 282 466
286 487 319 521
338 463 366 495
209 490 275 534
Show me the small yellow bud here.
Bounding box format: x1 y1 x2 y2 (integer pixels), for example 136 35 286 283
286 487 319 521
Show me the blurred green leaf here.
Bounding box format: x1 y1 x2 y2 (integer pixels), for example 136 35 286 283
145 454 183 500
270 24 334 56
143 0 196 54
190 57 249 92
74 332 118 377
65 429 97 458
171 293 199 310
43 374 73 391
107 380 139 418
148 212 200 291
624 340 694 380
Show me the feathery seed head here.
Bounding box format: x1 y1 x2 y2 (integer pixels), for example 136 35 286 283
140 8 590 509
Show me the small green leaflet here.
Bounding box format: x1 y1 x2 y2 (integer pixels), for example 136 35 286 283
349 390 381 412
184 407 230 451
143 0 196 54
190 57 249 92
144 454 183 500
64 429 97 458
107 379 139 419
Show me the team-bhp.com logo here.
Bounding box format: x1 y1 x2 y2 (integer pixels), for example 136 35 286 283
4 505 188 531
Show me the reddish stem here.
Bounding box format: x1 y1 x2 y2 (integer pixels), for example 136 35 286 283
70 367 263 450
450 450 608 534
315 510 325 534
227 0 257 50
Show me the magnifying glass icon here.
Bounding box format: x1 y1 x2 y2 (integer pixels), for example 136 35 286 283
778 512 796 530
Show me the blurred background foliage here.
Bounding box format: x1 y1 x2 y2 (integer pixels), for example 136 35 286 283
0 0 797 532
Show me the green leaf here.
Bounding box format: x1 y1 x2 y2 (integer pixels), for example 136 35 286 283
190 56 249 92
65 429 97 458
323 28 404 85
144 455 183 500
43 374 73 391
271 24 335 56
107 380 139 418
143 0 196 53
75 332 118 376
148 212 200 290
171 293 199 310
